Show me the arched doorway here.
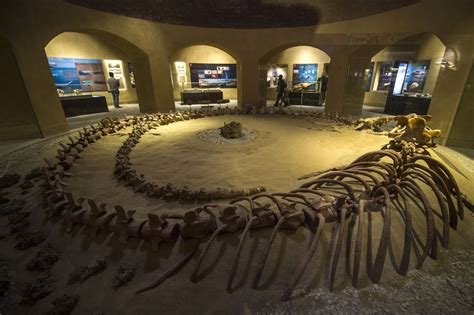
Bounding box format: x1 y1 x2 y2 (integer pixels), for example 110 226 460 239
363 33 446 115
43 30 158 123
169 44 240 109
259 45 331 108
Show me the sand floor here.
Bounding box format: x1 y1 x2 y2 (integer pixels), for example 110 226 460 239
0 114 473 314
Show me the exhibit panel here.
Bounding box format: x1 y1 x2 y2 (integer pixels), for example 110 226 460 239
384 60 432 115
44 32 138 111
261 46 331 106
169 45 238 105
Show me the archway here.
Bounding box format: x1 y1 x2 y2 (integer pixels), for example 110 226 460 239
259 45 331 108
43 30 158 122
0 36 42 140
169 44 240 109
362 33 446 115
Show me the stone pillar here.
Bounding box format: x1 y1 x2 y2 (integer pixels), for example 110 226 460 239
238 57 260 107
428 35 473 145
144 54 175 113
0 37 42 140
132 56 160 113
13 40 69 137
325 47 374 116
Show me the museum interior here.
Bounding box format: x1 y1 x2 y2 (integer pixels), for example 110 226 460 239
0 0 473 313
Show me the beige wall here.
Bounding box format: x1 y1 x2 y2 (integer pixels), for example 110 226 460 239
262 46 330 100
45 32 138 105
446 59 474 148
0 0 472 145
0 38 41 139
169 45 237 101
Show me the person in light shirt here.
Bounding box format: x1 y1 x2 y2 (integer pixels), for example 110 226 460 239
106 72 121 108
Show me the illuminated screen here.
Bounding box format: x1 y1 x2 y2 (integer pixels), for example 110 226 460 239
292 64 318 91
48 57 107 92
376 62 393 91
403 60 430 93
189 63 237 88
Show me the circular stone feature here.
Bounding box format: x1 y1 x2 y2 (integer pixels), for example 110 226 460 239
198 127 256 144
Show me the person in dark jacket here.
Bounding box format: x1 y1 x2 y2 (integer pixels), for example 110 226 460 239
274 74 289 107
318 72 328 105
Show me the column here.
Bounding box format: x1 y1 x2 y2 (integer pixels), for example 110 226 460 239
325 47 374 116
428 35 473 145
238 57 260 107
142 54 176 113
13 40 69 137
0 37 42 139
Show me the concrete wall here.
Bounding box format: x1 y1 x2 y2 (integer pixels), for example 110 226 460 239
45 32 138 105
262 46 330 100
0 38 41 139
169 45 237 101
446 60 474 148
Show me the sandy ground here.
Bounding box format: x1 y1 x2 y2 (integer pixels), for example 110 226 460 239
0 114 473 314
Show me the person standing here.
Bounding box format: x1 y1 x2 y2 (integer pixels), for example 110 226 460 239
274 74 289 107
318 72 328 106
107 72 121 108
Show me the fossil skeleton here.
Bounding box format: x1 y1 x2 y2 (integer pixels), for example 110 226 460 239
40 107 473 301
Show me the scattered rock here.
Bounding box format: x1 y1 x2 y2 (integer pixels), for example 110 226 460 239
112 263 136 290
15 231 46 250
24 167 43 181
0 173 21 190
8 211 31 224
46 294 79 315
9 219 30 234
26 244 59 271
22 272 55 305
0 195 9 204
68 256 107 284
0 198 26 216
0 259 13 297
19 180 34 190
198 128 257 144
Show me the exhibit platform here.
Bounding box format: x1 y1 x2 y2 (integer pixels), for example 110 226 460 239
180 89 230 105
60 95 109 117
384 94 431 115
288 91 321 106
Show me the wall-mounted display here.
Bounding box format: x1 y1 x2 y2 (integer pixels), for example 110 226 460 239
48 57 107 93
105 59 126 89
266 64 288 88
292 64 318 91
376 62 394 91
175 61 187 87
189 63 237 88
403 60 430 93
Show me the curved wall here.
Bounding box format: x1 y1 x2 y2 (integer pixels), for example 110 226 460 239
0 0 472 145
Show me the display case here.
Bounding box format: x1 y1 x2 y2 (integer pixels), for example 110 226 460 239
180 89 226 105
60 95 108 117
383 60 432 115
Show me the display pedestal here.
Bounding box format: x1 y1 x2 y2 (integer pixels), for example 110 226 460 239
384 94 431 115
60 95 108 117
288 91 321 106
180 89 225 105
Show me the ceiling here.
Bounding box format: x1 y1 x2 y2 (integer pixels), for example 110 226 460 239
65 0 419 28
